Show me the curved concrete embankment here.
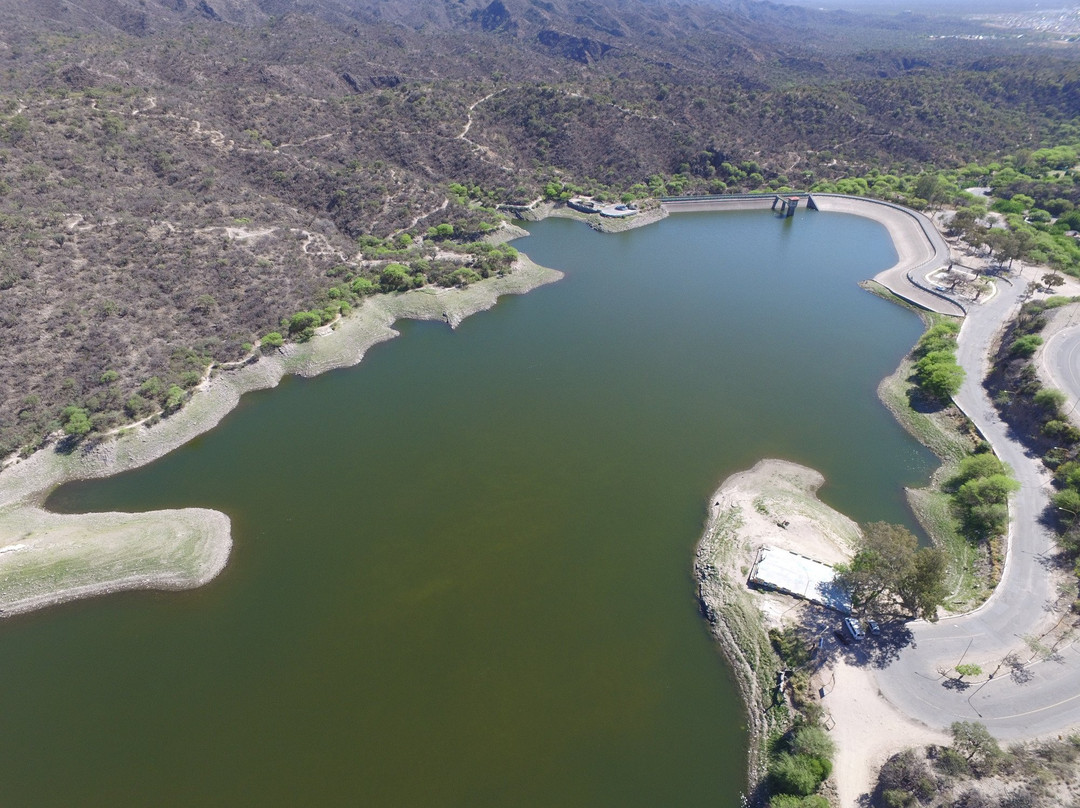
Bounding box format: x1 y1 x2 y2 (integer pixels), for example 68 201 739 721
0 258 562 614
663 194 964 316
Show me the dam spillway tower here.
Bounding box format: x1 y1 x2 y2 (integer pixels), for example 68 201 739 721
772 195 801 217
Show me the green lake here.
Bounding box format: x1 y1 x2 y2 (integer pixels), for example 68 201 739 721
8 210 933 806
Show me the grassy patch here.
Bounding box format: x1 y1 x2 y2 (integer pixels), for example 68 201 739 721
874 304 998 613
907 486 989 610
879 358 973 465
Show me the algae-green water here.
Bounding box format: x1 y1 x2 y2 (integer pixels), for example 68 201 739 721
13 210 933 806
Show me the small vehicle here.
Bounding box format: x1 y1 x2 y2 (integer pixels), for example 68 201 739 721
867 619 881 636
843 617 865 642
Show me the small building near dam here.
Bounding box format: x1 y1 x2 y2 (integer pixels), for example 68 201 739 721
748 546 852 615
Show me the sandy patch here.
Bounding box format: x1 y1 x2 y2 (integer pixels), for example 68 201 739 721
828 660 950 807
712 459 860 567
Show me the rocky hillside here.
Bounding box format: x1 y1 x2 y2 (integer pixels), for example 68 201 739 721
1 0 1078 456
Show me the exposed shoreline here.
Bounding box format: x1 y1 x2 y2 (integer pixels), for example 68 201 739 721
694 460 862 792
0 255 562 614
0 194 974 798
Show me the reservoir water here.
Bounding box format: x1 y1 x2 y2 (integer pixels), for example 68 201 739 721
12 210 934 806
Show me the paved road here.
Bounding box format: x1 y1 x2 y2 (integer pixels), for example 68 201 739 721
874 268 1080 740
1041 316 1080 424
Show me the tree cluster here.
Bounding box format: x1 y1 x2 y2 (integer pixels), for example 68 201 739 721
875 722 1080 808
767 724 835 807
836 522 948 620
912 321 965 403
986 296 1080 588
945 453 1020 542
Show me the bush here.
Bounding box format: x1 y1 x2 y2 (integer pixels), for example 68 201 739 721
769 753 829 797
139 377 164 401
446 267 481 287
934 746 972 777
769 626 813 667
1033 387 1066 414
882 790 915 808
790 726 835 760
1042 420 1080 442
770 795 829 808
1010 334 1044 356
261 331 284 351
124 394 152 419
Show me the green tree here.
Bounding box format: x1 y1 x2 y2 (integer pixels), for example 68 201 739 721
897 547 948 620
286 311 322 340
62 406 92 438
914 173 942 208
379 263 414 292
955 663 982 678
261 331 284 351
955 474 1021 509
950 453 1006 486
350 277 376 296
837 523 948 619
950 721 1002 773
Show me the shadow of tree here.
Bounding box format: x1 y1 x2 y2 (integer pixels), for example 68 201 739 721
1005 652 1034 685
796 606 916 670
905 374 948 415
941 676 971 691
54 434 83 455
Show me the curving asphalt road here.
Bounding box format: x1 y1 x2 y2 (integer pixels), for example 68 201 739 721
669 196 1080 740
1041 317 1080 425
873 268 1080 741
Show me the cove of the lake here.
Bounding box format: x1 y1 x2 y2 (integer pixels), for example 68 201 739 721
11 210 935 807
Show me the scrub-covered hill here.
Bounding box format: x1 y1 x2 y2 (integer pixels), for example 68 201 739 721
1 0 1078 456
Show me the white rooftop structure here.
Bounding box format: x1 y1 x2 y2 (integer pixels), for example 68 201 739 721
748 546 851 615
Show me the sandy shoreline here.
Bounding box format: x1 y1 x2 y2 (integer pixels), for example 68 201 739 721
696 459 951 807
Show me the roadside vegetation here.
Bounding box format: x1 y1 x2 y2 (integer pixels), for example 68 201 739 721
874 302 1012 610
912 321 965 403
987 295 1080 603
873 721 1080 808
